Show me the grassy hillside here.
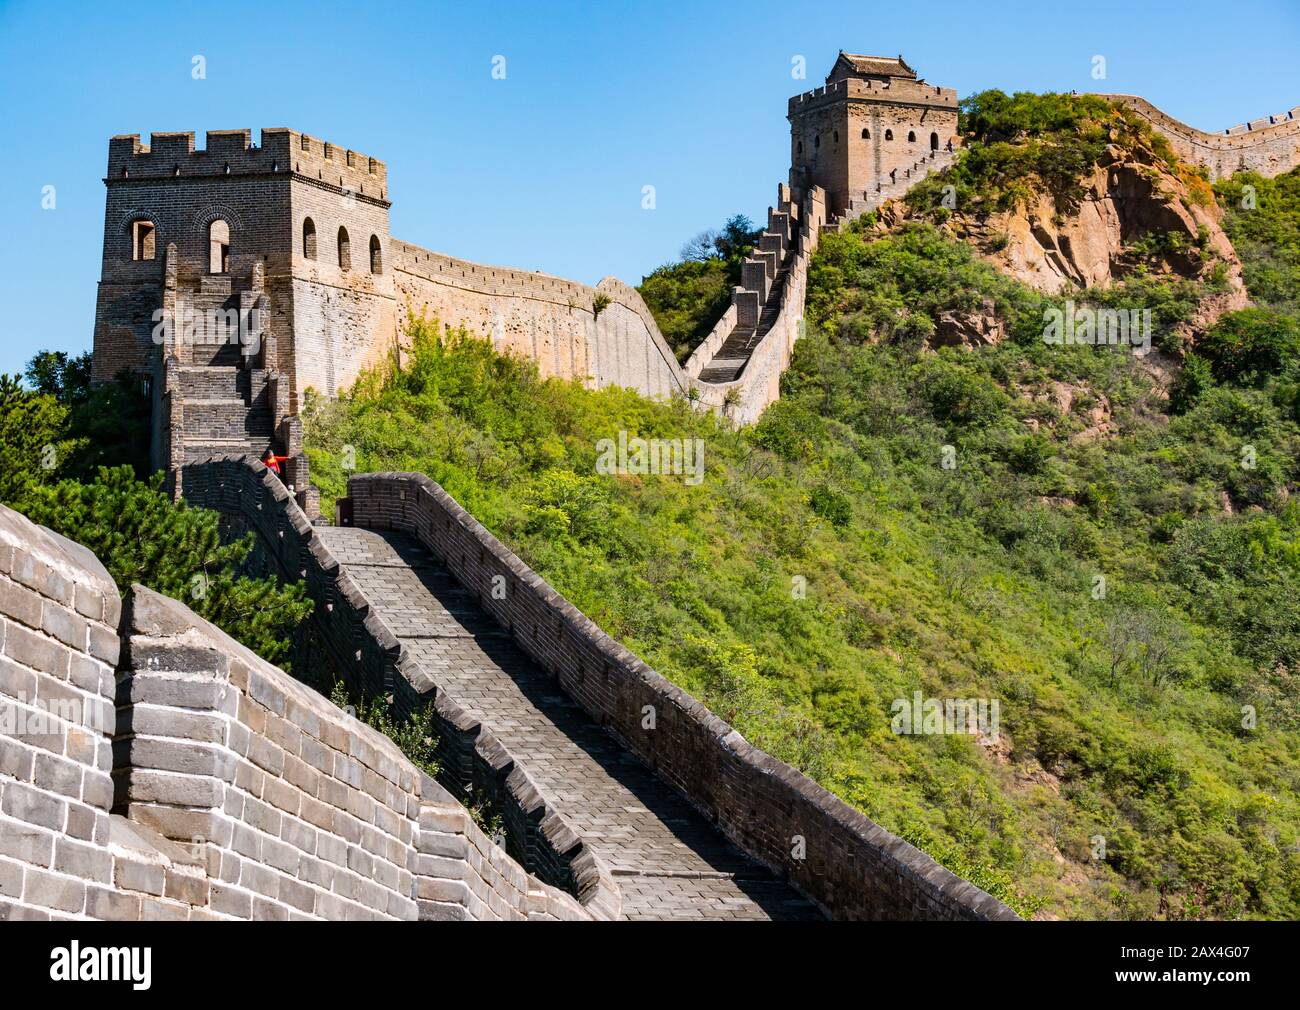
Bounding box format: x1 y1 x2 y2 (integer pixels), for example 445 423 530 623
304 263 1300 920
1217 169 1300 316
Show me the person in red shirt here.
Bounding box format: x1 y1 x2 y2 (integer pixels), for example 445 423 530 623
261 449 290 479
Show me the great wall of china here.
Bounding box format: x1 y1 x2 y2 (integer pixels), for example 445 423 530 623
2 53 1297 921
0 461 1020 920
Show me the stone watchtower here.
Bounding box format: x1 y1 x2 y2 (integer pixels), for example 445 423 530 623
788 53 959 220
91 128 396 489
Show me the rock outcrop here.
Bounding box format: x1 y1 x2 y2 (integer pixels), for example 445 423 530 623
879 136 1252 344
929 297 1006 350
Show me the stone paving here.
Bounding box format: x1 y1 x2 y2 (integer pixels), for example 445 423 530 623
315 525 823 921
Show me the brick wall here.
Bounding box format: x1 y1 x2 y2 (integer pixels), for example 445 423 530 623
1097 95 1300 180
177 457 619 918
346 471 1020 921
390 241 688 400
0 504 122 918
0 501 590 921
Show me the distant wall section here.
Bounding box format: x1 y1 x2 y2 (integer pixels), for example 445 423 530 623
390 241 688 399
1100 95 1300 179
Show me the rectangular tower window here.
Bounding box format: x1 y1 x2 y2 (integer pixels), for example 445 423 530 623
131 220 156 260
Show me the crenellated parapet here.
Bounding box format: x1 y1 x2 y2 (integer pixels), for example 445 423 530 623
107 128 388 202
1098 94 1300 179
788 76 958 117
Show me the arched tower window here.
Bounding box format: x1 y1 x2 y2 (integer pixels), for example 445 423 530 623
833 130 839 143
861 128 870 139
130 219 156 261
369 235 382 274
814 134 820 148
884 129 893 141
907 130 917 143
208 219 229 274
931 132 940 151
337 227 350 270
796 140 803 155
303 218 317 259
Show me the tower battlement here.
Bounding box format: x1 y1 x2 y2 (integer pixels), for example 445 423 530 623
108 128 388 199
787 76 958 116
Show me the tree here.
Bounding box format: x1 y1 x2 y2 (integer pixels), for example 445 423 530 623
19 467 314 668
1169 352 1214 414
25 350 93 404
1197 309 1300 386
1103 608 1188 689
24 351 151 478
0 376 78 507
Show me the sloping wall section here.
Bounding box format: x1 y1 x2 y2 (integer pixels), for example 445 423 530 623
391 183 827 427
0 502 594 921
342 470 1019 921
1100 94 1300 179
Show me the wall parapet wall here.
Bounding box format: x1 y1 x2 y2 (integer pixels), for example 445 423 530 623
0 500 592 920
0 504 124 919
108 128 388 201
1098 94 1300 179
177 456 618 918
345 471 1020 921
788 77 958 116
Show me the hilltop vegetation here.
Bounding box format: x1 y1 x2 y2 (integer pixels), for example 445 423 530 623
906 89 1200 217
1216 168 1300 316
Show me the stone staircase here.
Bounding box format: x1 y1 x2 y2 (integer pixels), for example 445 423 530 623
830 147 958 230
691 192 803 388
696 248 794 384
175 364 276 463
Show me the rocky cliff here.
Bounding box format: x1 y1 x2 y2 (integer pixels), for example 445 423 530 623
879 126 1251 345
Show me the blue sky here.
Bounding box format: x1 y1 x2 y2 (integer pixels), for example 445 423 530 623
2 0 1298 376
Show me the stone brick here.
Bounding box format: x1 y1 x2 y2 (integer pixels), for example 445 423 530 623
86 885 142 921
0 819 54 867
0 857 23 898
23 868 86 913
32 752 83 800
210 882 252 918
3 623 67 678
65 803 97 841
0 577 42 630
164 867 210 906
73 584 105 624
123 769 221 808
2 780 66 831
41 603 88 651
114 856 165 896
87 624 119 666
277 875 316 914
54 836 113 883
251 895 289 921
139 896 191 920
0 735 36 782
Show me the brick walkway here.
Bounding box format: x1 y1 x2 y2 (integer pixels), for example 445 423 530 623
315 526 823 921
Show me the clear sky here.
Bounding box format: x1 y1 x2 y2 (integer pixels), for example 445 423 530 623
2 0 1298 376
